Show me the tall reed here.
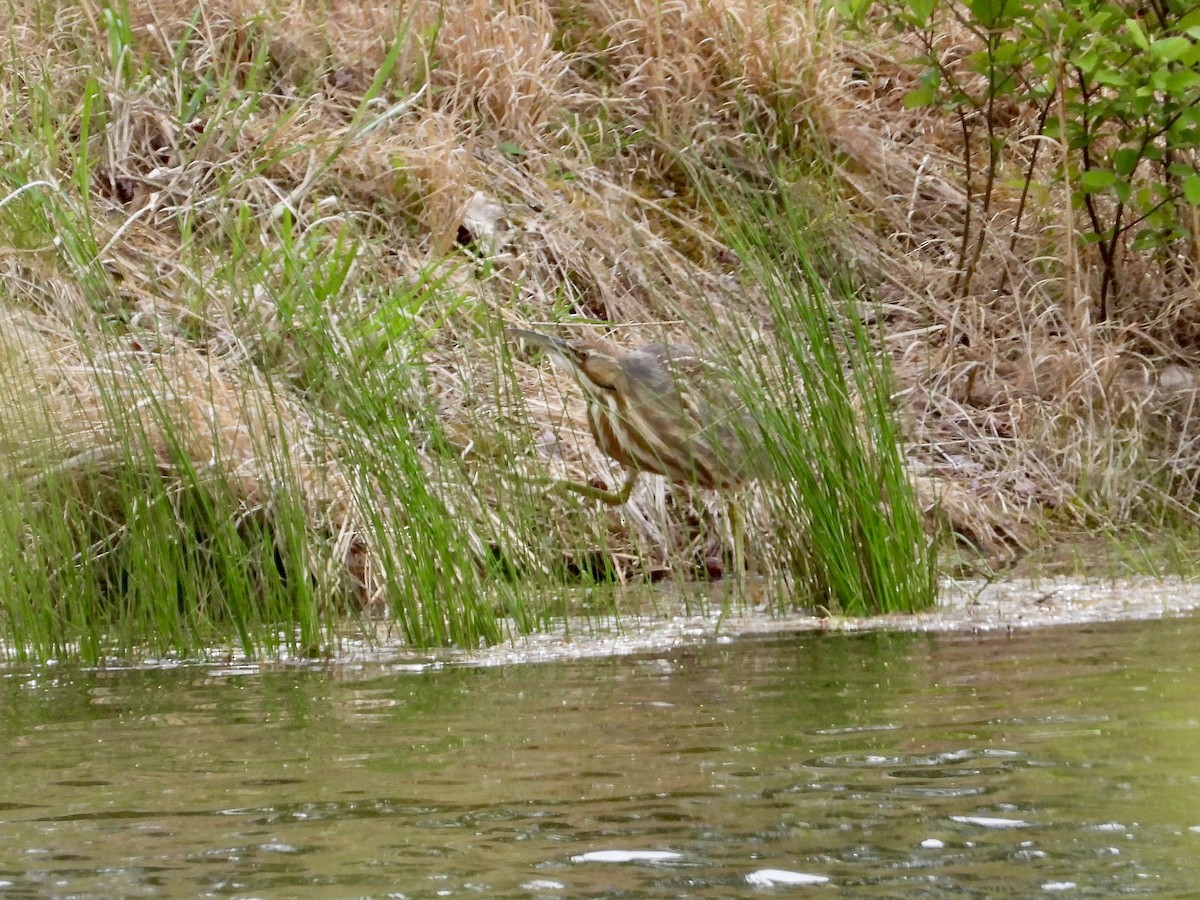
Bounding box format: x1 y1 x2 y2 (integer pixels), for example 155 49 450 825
696 166 938 614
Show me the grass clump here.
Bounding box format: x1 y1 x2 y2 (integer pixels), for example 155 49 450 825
722 194 935 615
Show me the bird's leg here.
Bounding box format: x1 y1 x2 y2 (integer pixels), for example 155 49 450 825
728 497 746 581
552 470 637 506
725 486 758 584
713 496 747 627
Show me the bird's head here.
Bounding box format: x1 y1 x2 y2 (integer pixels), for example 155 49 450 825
506 328 627 399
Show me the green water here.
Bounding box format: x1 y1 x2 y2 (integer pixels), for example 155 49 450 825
2 616 1199 897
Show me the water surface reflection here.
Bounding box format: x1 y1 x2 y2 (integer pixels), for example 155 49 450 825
2 617 1198 896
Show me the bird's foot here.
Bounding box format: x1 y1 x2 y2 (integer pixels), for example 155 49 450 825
550 473 636 506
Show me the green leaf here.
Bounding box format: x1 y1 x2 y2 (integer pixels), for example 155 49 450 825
1168 120 1200 144
1093 69 1127 87
1112 148 1141 177
1068 132 1093 151
1184 174 1200 206
1177 106 1200 126
903 85 938 108
1124 18 1149 51
967 0 1016 27
906 0 935 26
1079 168 1118 193
1130 228 1165 252
993 39 1021 64
1150 36 1191 61
966 0 989 22
1075 49 1100 75
1164 69 1200 94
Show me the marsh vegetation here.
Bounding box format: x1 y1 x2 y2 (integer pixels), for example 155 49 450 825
0 0 1196 661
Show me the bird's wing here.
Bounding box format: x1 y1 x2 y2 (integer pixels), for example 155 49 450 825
636 344 752 444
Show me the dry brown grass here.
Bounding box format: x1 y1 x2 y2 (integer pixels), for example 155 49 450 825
1 0 1198 597
0 308 379 602
809 15 1200 554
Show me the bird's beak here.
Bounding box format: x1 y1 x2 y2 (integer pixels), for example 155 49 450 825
504 328 574 361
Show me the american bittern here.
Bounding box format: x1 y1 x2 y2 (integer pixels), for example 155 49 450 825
506 327 755 576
